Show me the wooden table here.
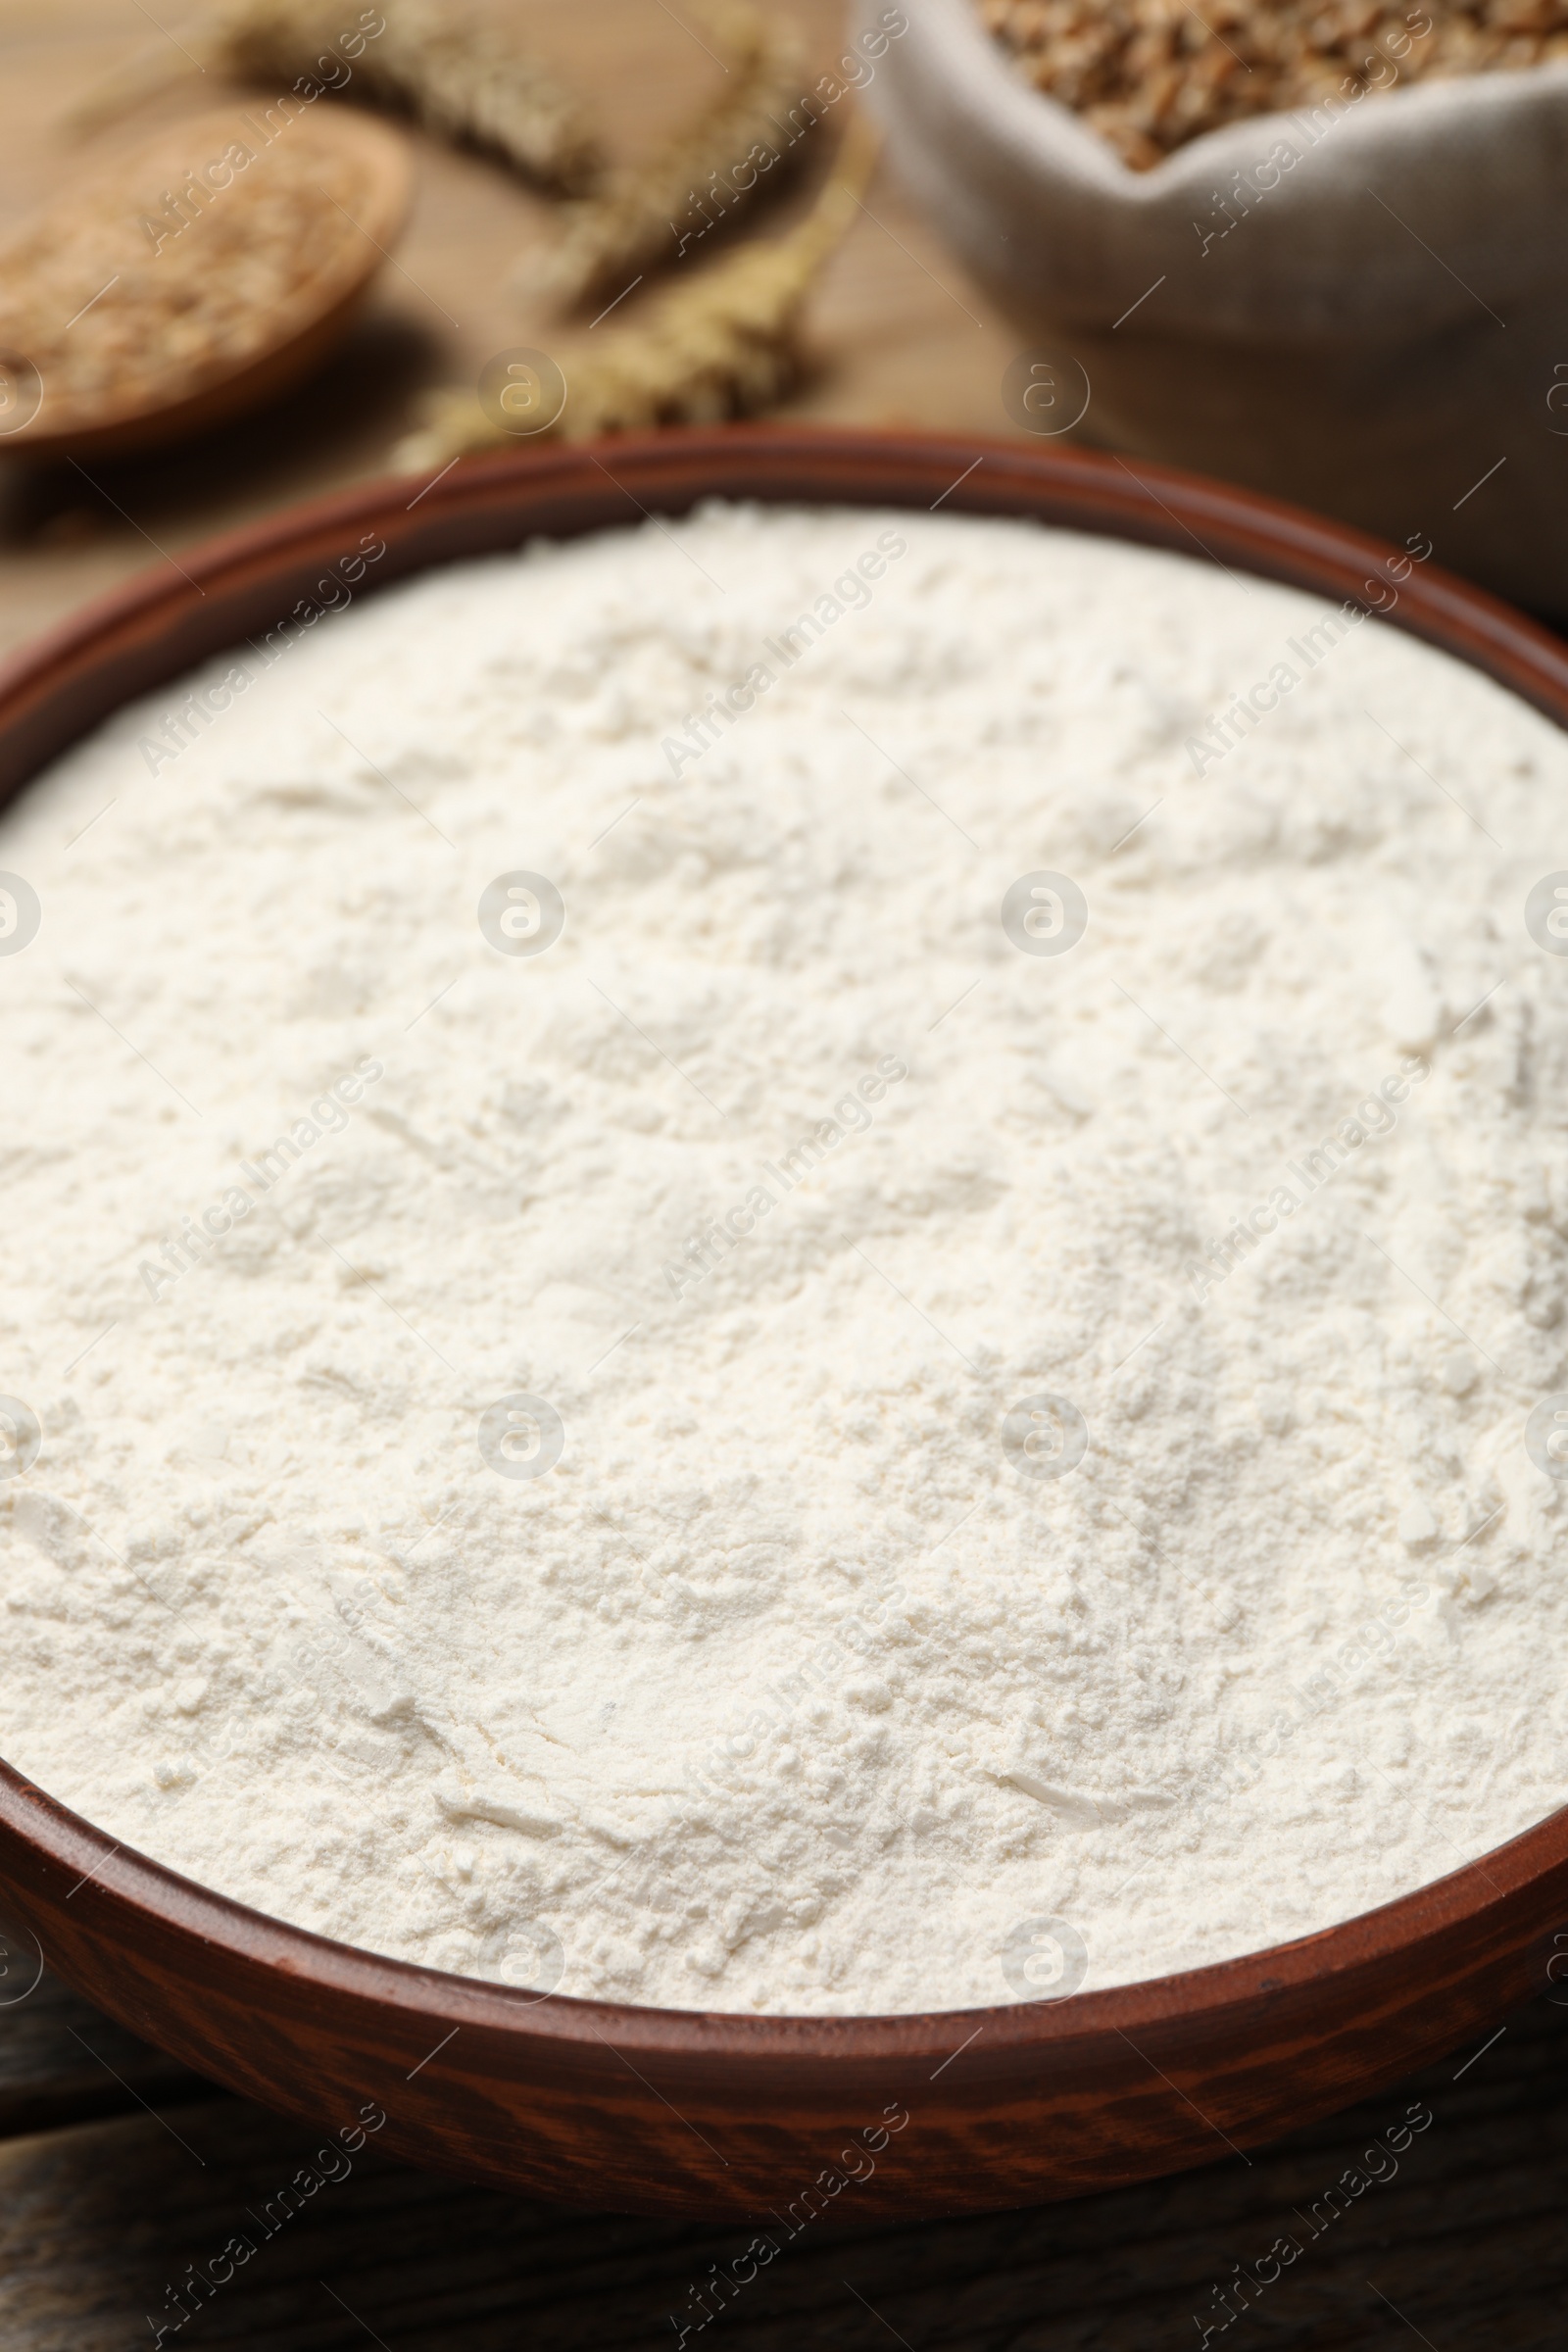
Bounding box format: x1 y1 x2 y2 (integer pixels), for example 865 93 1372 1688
3 1935 1565 2349
0 0 1026 662
1 6 1565 2344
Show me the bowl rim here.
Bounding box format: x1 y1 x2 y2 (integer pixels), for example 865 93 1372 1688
1 419 1564 2068
3 1756 1566 2060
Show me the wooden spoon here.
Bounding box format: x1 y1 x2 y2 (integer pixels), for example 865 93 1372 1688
0 105 412 463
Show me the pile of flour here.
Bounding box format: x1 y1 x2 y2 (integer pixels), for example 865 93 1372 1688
0 501 1564 2017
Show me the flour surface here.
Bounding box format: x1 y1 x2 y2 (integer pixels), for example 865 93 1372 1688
1 503 1564 2016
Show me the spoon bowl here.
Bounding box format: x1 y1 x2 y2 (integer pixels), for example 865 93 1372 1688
0 105 411 464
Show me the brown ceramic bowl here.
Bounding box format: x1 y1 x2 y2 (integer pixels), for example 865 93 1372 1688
0 428 1565 2217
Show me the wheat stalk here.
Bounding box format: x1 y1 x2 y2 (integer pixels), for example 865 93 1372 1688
522 0 812 310
64 0 602 192
391 117 879 473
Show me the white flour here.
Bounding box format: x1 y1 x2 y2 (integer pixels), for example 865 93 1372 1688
0 502 1564 2017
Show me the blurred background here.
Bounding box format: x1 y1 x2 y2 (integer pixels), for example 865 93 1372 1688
3 0 1564 650
0 0 1029 660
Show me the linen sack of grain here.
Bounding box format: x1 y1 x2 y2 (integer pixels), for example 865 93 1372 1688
858 0 1568 616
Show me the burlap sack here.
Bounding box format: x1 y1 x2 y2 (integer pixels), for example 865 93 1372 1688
859 0 1568 618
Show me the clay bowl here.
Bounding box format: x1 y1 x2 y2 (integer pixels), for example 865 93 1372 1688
0 427 1565 2217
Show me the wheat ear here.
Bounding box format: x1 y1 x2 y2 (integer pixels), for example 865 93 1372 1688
521 0 811 309
63 0 602 192
392 116 879 474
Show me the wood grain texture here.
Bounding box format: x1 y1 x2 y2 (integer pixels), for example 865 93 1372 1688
0 1985 1564 2349
0 0 1024 662
0 1983 216 2145
1 427 1567 2217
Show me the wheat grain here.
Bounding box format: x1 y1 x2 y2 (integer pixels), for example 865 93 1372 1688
0 120 380 432
392 119 878 473
980 0 1568 170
